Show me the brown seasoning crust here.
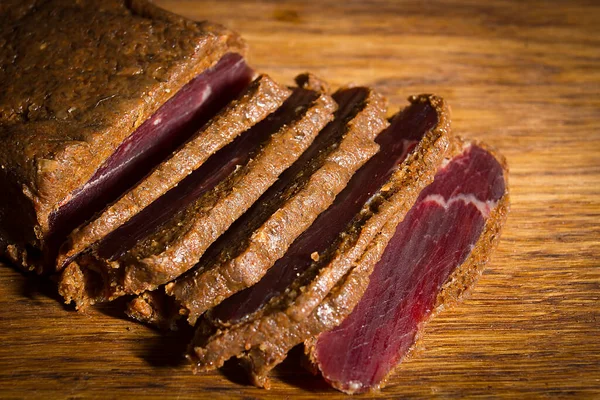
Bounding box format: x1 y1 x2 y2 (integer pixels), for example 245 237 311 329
60 90 337 309
58 75 291 268
0 0 245 269
166 86 388 325
187 94 452 386
304 138 511 393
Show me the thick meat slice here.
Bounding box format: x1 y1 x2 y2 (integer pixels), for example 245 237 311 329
187 94 451 387
59 86 336 309
305 141 510 394
58 74 290 269
0 0 246 271
165 86 388 325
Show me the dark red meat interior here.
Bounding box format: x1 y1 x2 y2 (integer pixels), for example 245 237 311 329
211 100 438 324
96 87 320 260
46 53 253 263
313 145 505 393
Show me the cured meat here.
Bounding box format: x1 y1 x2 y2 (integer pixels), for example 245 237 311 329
187 95 451 388
49 53 253 267
305 141 509 394
0 0 245 271
59 85 336 309
1 1 512 395
58 74 289 269
163 85 388 325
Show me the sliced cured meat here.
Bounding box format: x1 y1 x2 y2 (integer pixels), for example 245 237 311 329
187 95 451 388
165 85 388 325
48 53 253 268
58 74 289 269
305 141 510 394
0 0 245 272
59 86 336 309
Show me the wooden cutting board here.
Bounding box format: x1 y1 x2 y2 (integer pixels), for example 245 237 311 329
1 0 598 398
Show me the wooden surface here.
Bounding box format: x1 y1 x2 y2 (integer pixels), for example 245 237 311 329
1 0 599 398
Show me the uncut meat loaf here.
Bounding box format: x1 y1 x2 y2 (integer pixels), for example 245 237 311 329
60 83 337 309
188 94 451 388
0 0 248 272
58 74 291 269
305 140 509 394
163 83 389 325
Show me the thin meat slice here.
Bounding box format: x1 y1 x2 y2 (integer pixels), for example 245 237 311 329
59 85 336 309
164 85 388 325
58 74 290 269
305 141 510 394
187 94 451 387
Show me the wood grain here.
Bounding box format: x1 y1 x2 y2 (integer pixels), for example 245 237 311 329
1 0 599 398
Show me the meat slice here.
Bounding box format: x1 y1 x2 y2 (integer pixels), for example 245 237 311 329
59 85 336 309
0 0 246 272
187 94 451 387
164 85 388 325
58 74 290 269
305 141 510 394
